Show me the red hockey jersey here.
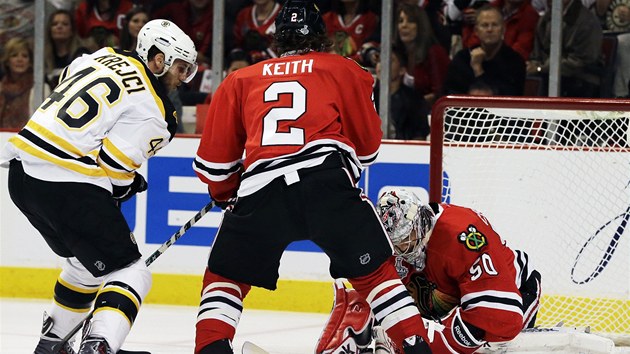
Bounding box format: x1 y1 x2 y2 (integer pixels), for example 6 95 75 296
322 11 379 61
395 203 534 353
233 3 281 50
193 52 381 202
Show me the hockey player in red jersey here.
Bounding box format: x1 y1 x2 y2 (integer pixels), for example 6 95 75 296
2 20 197 354
374 189 542 353
192 1 432 353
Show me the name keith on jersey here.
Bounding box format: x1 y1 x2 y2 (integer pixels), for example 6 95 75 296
262 59 313 76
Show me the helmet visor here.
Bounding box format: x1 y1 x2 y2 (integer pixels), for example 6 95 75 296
182 62 198 84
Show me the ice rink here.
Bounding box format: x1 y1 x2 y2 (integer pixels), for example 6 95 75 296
0 298 329 353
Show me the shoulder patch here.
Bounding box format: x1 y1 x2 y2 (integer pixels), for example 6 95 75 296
458 225 487 251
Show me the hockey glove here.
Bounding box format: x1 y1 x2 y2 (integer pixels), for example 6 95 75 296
112 173 147 203
214 197 236 211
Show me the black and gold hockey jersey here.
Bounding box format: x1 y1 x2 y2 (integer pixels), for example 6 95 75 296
0 47 177 192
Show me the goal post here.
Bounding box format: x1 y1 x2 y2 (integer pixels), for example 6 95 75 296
430 95 630 345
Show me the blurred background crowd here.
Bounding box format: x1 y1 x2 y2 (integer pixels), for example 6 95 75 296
0 0 628 139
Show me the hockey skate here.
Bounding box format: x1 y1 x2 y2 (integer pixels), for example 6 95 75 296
34 312 76 354
77 336 113 354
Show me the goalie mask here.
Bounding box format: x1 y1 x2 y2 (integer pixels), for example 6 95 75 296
377 189 435 265
136 19 198 83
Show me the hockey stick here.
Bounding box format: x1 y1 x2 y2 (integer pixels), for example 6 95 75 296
52 200 216 353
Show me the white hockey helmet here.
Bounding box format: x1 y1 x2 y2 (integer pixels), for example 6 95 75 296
136 19 198 83
377 189 435 264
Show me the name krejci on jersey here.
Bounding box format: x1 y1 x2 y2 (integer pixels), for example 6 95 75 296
93 54 146 94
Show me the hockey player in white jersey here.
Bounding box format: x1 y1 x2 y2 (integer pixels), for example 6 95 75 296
0 20 197 354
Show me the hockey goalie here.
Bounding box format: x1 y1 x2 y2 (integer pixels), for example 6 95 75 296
316 189 542 354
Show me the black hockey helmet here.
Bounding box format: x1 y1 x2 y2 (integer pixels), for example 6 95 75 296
275 0 326 38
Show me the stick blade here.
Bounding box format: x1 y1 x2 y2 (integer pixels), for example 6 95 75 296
242 341 270 354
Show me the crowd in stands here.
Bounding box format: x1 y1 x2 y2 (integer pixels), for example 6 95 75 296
0 0 628 139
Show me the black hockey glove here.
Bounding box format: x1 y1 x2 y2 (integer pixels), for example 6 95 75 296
112 173 148 203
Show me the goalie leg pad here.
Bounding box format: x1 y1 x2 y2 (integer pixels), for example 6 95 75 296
316 279 375 354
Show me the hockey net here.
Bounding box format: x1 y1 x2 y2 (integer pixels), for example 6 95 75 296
430 96 630 346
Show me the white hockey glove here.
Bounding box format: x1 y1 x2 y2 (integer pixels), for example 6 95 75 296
316 280 375 354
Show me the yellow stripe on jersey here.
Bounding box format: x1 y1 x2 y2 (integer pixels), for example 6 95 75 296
58 277 100 295
106 48 166 118
100 163 135 181
99 286 141 311
102 137 141 171
93 307 132 326
26 120 88 158
8 136 107 177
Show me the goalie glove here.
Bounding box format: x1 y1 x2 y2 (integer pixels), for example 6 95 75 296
316 279 375 354
112 172 147 202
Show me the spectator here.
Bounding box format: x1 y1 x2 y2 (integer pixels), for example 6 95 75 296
118 6 150 52
526 0 603 97
398 0 453 53
322 0 379 64
374 45 430 140
75 0 134 39
0 0 34 60
395 3 450 106
596 0 630 97
233 0 281 63
444 5 526 95
461 0 539 61
444 0 490 56
44 9 89 89
152 0 214 66
225 47 253 75
0 38 46 129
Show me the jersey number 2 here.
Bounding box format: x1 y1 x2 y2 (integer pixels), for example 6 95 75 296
262 81 305 146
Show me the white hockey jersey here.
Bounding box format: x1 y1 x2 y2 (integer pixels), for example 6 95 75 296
0 47 177 192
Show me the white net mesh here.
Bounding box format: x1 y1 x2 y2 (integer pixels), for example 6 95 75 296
435 99 630 345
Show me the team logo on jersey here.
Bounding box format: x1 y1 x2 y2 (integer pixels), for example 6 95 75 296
94 260 106 271
458 225 487 251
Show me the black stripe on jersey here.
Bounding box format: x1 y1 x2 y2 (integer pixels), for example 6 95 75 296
99 150 131 172
515 250 526 288
461 293 522 310
359 152 378 165
112 48 178 140
19 129 98 166
198 295 243 316
94 290 140 325
105 281 142 304
54 281 97 310
193 159 243 177
241 144 348 182
371 291 413 317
